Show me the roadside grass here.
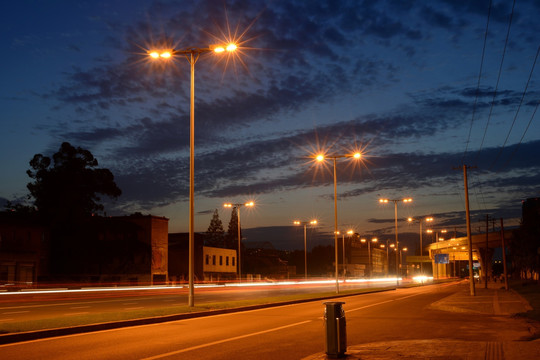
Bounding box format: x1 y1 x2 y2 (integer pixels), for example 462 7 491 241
511 280 540 322
0 287 391 334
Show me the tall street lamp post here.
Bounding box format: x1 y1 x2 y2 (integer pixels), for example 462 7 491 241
343 230 353 278
407 216 433 275
380 243 387 276
224 201 254 281
294 219 318 280
149 43 237 307
336 230 353 279
315 152 361 293
379 198 412 284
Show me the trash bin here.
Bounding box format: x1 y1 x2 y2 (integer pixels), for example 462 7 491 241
323 301 346 358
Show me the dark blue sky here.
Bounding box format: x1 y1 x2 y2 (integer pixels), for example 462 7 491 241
1 0 539 250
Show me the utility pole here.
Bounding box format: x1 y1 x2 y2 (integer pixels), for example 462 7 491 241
485 214 489 289
500 218 509 291
456 164 476 296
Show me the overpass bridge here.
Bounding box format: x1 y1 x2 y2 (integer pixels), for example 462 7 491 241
425 229 514 279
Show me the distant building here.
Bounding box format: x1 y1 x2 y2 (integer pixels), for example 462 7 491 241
0 212 49 287
112 215 169 284
346 240 387 277
168 233 205 282
0 212 168 286
203 246 237 281
168 234 239 282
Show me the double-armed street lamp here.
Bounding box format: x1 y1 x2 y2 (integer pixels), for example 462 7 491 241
401 247 408 276
426 228 447 242
407 216 433 275
361 237 378 278
293 219 318 280
379 197 412 284
314 152 362 293
224 201 254 281
335 229 354 279
379 240 395 277
149 43 237 307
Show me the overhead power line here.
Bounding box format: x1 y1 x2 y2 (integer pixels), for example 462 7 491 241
474 0 516 164
463 0 492 164
490 45 540 171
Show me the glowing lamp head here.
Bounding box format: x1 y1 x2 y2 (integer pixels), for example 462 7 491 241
224 203 232 208
245 201 254 207
407 217 413 222
211 43 237 53
403 198 413 203
293 221 300 225
149 50 172 59
310 220 318 225
353 152 361 159
315 154 325 162
379 198 389 204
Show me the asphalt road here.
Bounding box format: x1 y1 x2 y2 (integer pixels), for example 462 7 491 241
0 280 395 323
2 281 532 359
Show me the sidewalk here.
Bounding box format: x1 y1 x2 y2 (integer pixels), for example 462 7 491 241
304 281 540 360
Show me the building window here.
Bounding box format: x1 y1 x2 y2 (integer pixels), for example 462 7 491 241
226 256 229 266
232 257 235 266
212 255 216 265
219 256 223 265
205 255 210 265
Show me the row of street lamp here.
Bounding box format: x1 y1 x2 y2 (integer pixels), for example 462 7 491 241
148 41 440 304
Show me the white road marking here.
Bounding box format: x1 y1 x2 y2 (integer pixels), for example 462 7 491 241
348 292 424 312
140 320 313 360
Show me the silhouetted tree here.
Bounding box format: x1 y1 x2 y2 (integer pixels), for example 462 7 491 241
225 207 239 250
27 142 121 225
4 200 35 213
206 209 225 247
